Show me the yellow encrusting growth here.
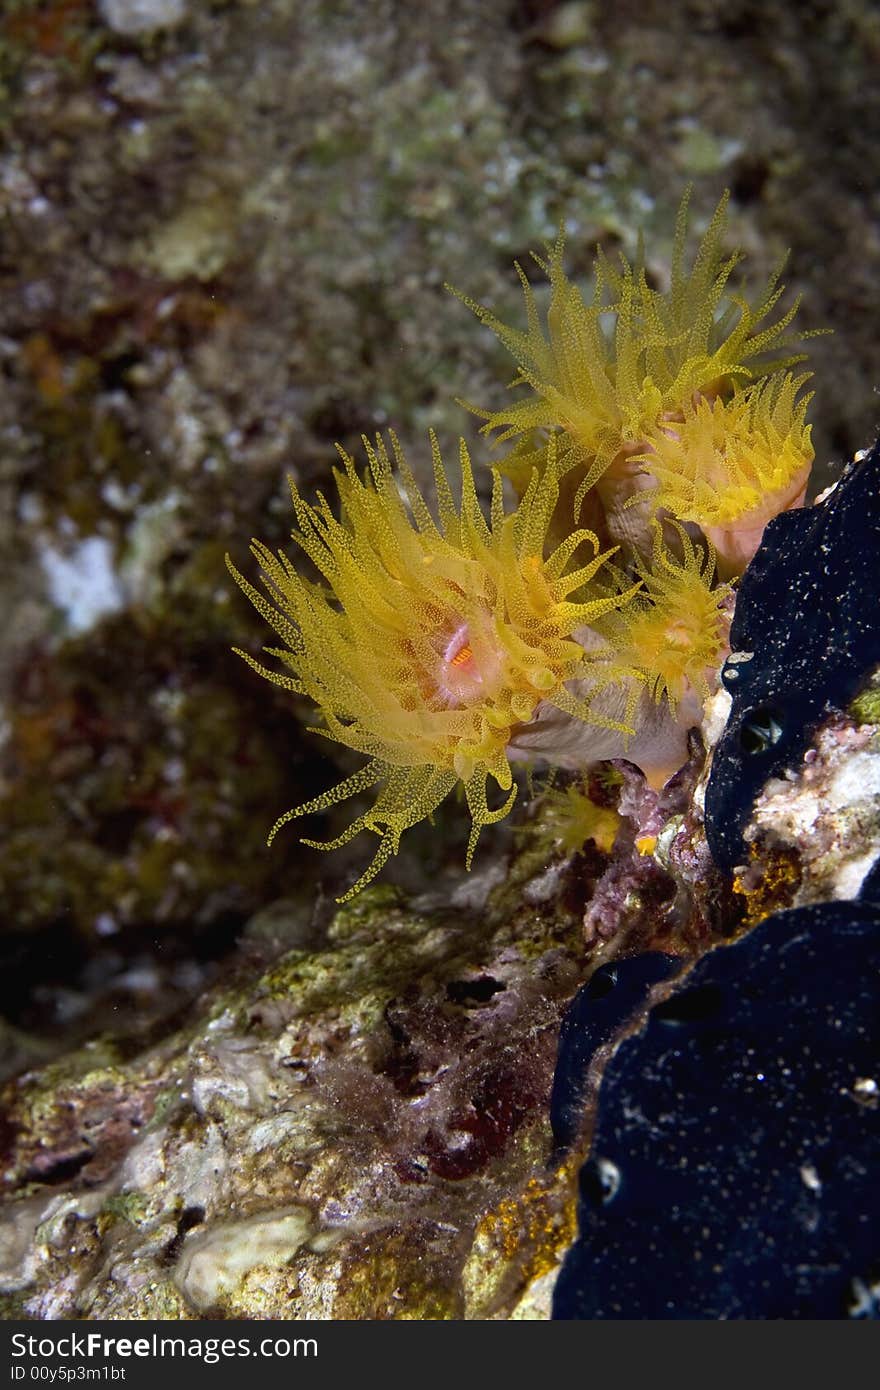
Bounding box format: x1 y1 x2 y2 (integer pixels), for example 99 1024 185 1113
228 433 638 900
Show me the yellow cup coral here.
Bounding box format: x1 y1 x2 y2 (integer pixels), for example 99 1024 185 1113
639 372 814 576
451 188 824 573
227 433 637 900
506 523 732 790
594 523 732 712
230 189 823 895
451 189 807 491
527 774 623 857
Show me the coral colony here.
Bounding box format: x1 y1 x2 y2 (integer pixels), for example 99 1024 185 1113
228 191 818 900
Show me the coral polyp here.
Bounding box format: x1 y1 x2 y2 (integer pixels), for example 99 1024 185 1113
595 524 732 712
640 372 815 576
228 433 637 900
451 190 809 493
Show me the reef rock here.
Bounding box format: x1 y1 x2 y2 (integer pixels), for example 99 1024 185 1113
97 0 189 37
0 884 590 1319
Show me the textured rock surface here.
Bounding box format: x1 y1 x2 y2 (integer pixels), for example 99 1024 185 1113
4 657 878 1318
0 880 592 1318
97 0 188 38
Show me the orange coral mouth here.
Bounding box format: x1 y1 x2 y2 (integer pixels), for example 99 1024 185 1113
437 621 502 707
446 629 474 668
438 622 482 705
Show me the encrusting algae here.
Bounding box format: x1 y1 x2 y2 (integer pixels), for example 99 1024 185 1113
229 190 822 899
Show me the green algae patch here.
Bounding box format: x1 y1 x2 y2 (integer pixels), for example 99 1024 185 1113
850 668 880 727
